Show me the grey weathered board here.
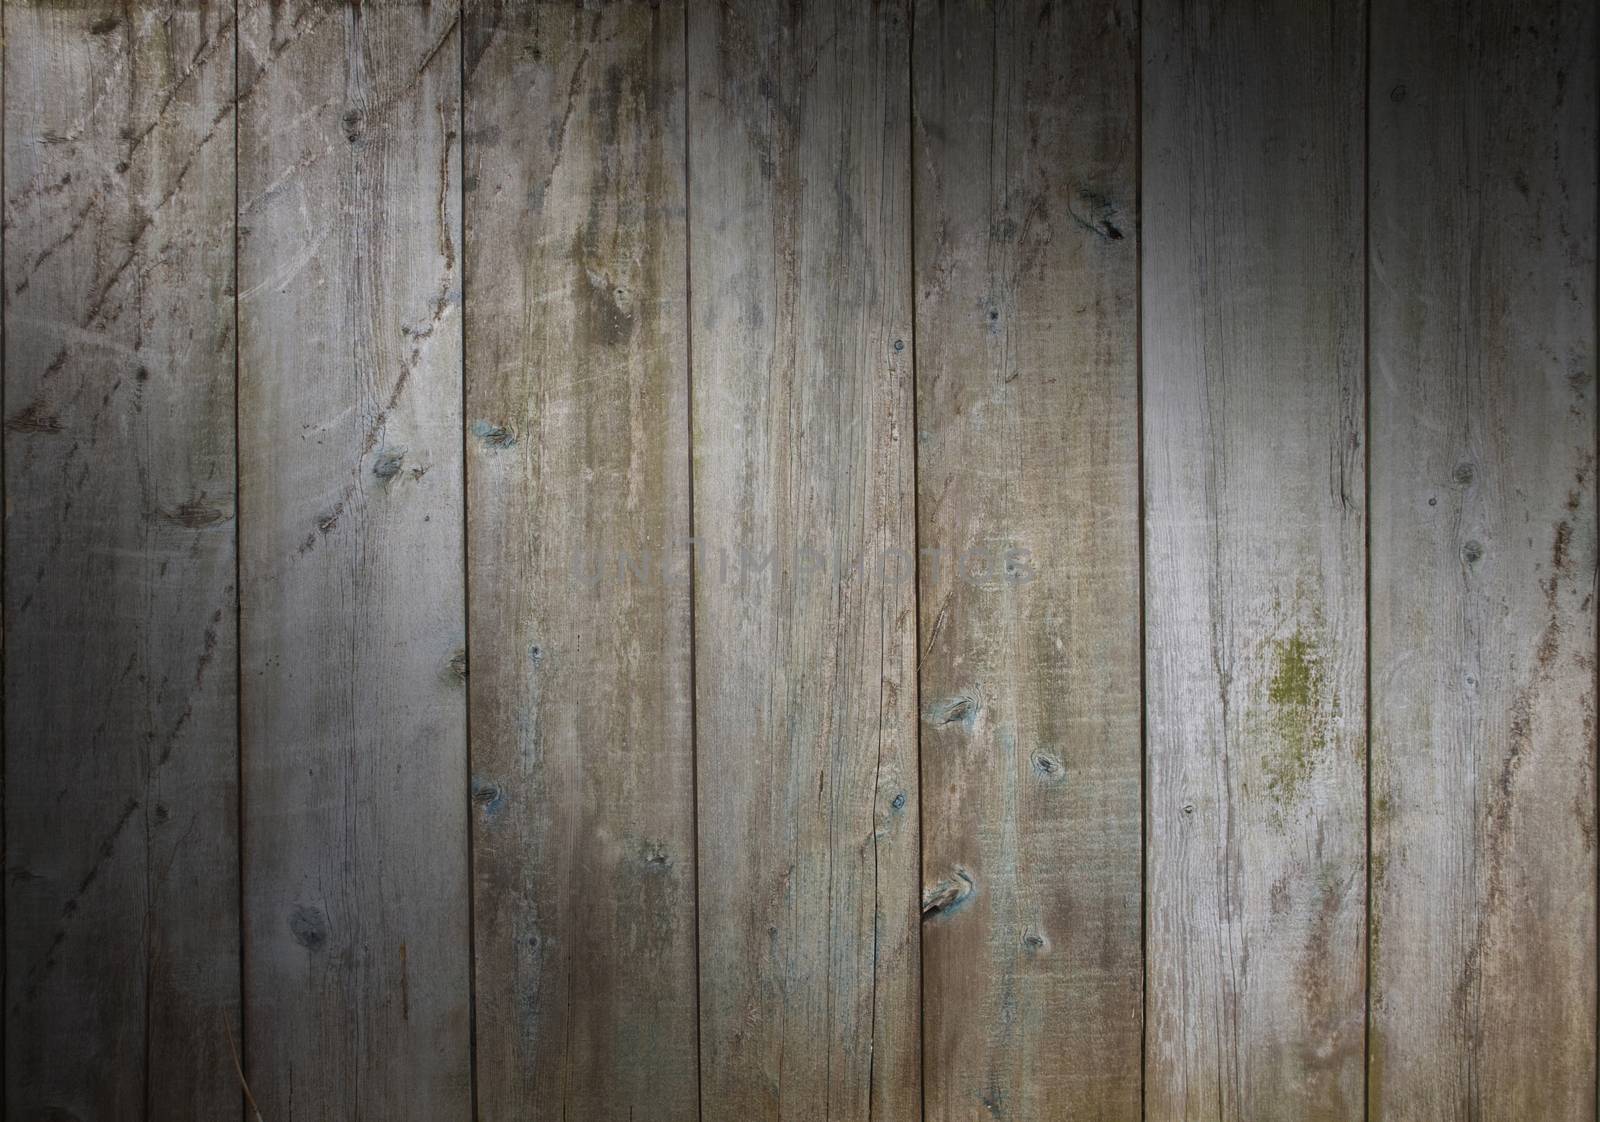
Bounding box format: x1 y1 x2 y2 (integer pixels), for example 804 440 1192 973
236 0 470 1117
4 4 239 1119
1141 0 1369 1116
1367 0 1599 1118
0 1 1595 1120
686 2 922 1118
463 2 699 1118
913 0 1143 1118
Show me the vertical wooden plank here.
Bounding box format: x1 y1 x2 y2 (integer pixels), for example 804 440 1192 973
912 1 1142 1118
462 3 699 1117
1368 1 1599 1116
687 2 919 1117
1142 0 1367 1117
237 1 469 1116
4 3 239 1118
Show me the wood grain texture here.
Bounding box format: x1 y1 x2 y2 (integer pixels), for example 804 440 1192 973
237 1 470 1115
1141 0 1367 1117
4 4 239 1118
912 1 1142 1118
687 2 920 1117
1367 1 1599 1117
462 3 698 1118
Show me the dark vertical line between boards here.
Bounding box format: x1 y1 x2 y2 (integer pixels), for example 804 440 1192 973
680 6 704 1120
1592 4 1599 1109
141 11 154 1101
143 18 155 1087
458 6 479 1119
1361 0 1374 1115
1134 0 1147 1114
232 2 249 1117
905 3 926 1119
1 0 10 1108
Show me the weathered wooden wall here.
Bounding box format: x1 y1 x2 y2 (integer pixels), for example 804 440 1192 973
2 1 1595 1120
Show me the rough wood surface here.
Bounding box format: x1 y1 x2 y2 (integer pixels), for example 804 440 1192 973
462 3 699 1117
1141 0 1368 1116
4 2 1599 1115
1367 1 1599 1117
687 2 920 1117
912 1 1143 1118
236 1 470 1116
3 4 240 1118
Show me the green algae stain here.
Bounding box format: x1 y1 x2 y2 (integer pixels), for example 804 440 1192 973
1267 630 1320 708
1259 625 1332 821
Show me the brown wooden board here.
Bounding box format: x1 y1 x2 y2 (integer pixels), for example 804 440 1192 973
1142 0 1369 1116
463 2 699 1117
913 0 1144 1117
4 4 240 1117
686 2 921 1117
1367 0 1599 1116
237 1 470 1115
